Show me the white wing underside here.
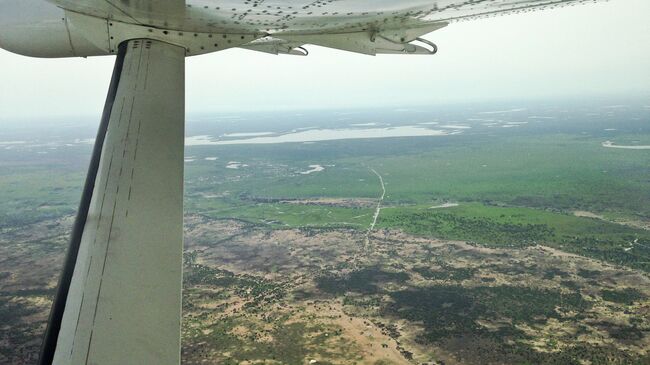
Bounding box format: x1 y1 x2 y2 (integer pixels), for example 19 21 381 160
49 0 608 55
52 40 185 365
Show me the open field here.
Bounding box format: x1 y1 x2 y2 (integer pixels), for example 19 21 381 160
1 100 649 363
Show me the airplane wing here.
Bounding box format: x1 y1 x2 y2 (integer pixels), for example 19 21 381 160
240 37 309 56
44 0 606 55
48 0 187 29
273 22 445 55
16 0 607 364
40 39 186 365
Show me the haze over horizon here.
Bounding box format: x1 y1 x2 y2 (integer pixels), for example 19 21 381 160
0 0 649 122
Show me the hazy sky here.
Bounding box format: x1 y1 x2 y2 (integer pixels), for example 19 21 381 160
0 0 649 121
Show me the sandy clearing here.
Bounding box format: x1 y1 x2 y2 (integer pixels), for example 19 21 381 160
573 210 605 219
280 198 376 208
429 203 459 209
304 301 410 365
573 211 650 231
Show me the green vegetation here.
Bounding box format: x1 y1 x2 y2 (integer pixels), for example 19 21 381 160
184 133 650 219
379 204 555 246
183 311 350 364
188 196 373 229
314 263 649 365
385 285 589 340
373 133 650 219
378 203 650 271
183 263 359 364
600 288 646 305
317 266 589 340
413 265 477 281
0 167 82 228
577 268 601 278
316 266 410 295
0 294 47 359
314 262 649 365
182 130 650 272
184 263 285 308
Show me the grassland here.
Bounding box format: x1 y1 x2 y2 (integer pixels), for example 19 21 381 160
184 131 650 218
180 130 650 272
378 203 650 271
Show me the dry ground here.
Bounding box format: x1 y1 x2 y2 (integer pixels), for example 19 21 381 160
1 215 649 364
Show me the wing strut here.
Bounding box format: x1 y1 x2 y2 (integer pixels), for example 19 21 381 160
39 39 186 365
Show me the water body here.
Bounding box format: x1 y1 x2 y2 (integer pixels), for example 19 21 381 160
478 108 527 114
602 141 650 150
299 165 325 175
440 124 471 129
222 132 274 137
185 126 452 146
226 161 248 169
